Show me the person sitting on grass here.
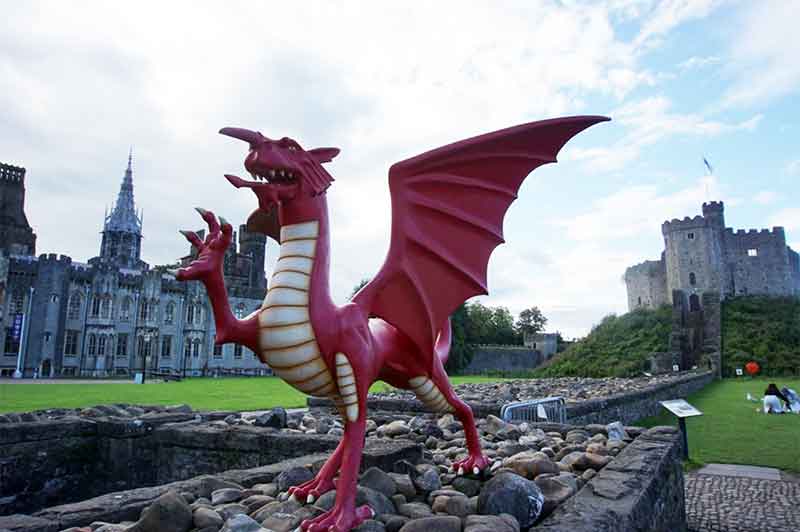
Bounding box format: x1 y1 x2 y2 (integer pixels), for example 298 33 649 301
780 387 800 413
763 383 790 414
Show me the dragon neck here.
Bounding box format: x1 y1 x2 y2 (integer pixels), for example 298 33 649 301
276 194 334 315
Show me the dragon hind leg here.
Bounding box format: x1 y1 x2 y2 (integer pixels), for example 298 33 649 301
425 365 491 476
288 438 343 504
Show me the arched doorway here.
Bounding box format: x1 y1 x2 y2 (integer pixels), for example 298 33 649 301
40 359 52 378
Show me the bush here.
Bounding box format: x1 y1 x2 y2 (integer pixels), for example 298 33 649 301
722 296 800 377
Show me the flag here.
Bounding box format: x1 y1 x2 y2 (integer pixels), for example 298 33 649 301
703 157 713 175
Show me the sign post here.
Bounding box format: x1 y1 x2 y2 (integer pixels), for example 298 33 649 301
660 399 703 460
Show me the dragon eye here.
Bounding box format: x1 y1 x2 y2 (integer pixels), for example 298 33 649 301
288 146 297 151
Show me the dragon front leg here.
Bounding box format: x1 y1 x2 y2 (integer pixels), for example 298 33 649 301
176 208 259 351
301 353 373 532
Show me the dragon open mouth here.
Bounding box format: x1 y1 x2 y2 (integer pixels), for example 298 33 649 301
225 167 300 189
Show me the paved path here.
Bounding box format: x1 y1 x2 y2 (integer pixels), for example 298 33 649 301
686 464 800 532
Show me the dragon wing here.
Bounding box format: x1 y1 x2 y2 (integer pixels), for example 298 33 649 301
352 115 609 366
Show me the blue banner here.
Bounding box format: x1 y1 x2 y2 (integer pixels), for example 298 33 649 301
10 313 23 341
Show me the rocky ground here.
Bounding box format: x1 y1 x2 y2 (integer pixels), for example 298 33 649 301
372 372 702 405
56 409 642 532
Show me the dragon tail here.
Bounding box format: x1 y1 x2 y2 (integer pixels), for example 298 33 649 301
434 318 452 366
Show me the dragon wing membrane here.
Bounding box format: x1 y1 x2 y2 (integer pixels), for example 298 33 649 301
353 116 609 367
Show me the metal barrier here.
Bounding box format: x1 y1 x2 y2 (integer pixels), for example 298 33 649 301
500 396 567 424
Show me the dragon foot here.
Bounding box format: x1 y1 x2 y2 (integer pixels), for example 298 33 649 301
301 503 373 532
451 453 492 476
288 475 336 504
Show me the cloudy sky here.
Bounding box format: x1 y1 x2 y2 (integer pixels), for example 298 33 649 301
2 0 798 338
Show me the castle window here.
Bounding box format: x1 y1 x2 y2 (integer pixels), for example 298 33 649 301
687 232 694 240
637 297 642 306
748 248 758 257
67 293 82 320
161 336 172 359
91 296 101 317
101 298 111 319
689 272 697 286
235 303 246 319
116 334 128 357
234 344 243 359
51 294 58 303
120 297 132 321
184 339 192 359
97 335 106 356
192 340 201 358
213 341 223 359
87 334 97 355
186 305 195 324
64 330 79 356
165 302 175 324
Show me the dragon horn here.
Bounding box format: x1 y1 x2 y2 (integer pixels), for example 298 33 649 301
219 127 262 145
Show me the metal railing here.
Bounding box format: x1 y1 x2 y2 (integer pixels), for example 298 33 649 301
500 396 567 424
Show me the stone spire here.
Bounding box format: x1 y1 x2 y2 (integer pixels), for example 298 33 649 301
104 148 142 234
97 150 145 268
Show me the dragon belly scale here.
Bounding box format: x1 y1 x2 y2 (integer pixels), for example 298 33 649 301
257 220 336 397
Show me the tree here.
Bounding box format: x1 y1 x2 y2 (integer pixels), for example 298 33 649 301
349 278 370 300
445 304 474 373
516 306 547 339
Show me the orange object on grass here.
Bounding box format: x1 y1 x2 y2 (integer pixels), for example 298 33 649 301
745 361 760 376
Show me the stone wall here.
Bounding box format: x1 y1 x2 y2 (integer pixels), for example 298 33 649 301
462 346 543 374
310 371 713 426
539 426 686 531
0 413 344 516
0 426 685 532
565 371 713 426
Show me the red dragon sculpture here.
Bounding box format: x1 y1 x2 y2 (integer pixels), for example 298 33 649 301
177 116 608 531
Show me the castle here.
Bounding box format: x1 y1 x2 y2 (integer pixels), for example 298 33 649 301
625 201 800 311
0 156 268 378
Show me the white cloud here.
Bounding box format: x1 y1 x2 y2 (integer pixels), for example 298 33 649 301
633 0 724 48
786 160 800 176
722 0 800 107
678 55 721 70
753 190 778 205
566 96 762 171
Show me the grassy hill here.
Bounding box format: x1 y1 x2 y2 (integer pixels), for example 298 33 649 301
722 296 800 377
534 305 672 378
535 296 800 378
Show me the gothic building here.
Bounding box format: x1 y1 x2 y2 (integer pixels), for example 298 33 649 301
0 156 267 378
625 201 800 311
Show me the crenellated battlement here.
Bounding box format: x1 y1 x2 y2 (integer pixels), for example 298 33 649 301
661 215 707 235
724 227 786 237
0 162 25 184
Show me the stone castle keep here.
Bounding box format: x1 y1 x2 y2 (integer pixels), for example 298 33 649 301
625 201 800 311
0 157 268 378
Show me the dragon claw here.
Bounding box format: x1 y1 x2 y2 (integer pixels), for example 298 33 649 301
219 216 230 227
452 454 491 477
195 207 209 217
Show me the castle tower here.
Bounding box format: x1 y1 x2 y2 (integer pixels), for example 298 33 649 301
0 162 36 255
238 225 267 292
662 204 725 301
99 150 144 268
702 201 725 229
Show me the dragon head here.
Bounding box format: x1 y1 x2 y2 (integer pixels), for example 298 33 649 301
219 127 339 211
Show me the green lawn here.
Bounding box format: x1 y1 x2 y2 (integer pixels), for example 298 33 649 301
638 378 800 473
0 375 504 414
